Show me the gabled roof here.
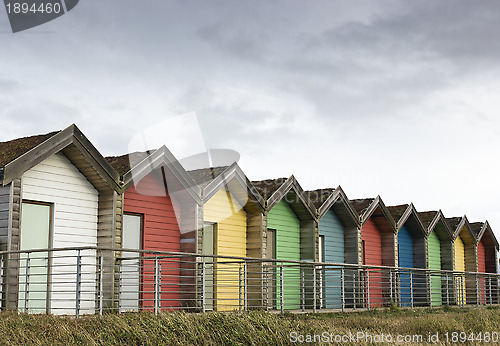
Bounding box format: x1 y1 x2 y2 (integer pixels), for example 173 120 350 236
419 210 453 240
447 215 475 244
0 131 59 168
387 203 426 237
350 196 396 232
252 178 288 200
109 146 202 204
386 204 409 224
252 176 316 221
470 222 484 239
350 198 375 216
106 151 152 176
0 124 120 192
187 166 229 187
475 221 499 250
306 186 359 227
417 211 438 230
201 163 265 212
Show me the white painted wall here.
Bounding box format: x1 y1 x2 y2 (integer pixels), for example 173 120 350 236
22 152 98 314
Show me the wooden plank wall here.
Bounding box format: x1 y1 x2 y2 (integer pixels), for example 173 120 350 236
204 188 247 310
4 179 20 310
123 172 181 309
22 153 99 314
0 184 12 249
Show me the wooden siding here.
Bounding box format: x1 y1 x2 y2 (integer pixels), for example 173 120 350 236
0 184 12 249
204 188 247 310
123 172 180 309
268 200 300 310
454 236 466 305
21 152 98 314
428 231 442 306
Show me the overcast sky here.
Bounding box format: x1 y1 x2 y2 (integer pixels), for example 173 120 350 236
2 1 500 240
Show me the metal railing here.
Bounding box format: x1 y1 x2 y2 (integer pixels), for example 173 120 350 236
0 247 498 315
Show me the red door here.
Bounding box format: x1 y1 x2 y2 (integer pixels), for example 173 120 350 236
477 240 486 304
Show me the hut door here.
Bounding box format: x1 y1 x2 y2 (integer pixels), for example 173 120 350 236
203 223 216 310
19 202 51 313
318 235 324 308
121 214 142 312
267 229 276 308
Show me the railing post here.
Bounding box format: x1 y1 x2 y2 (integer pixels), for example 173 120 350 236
75 249 82 318
98 252 103 316
390 270 393 304
279 265 284 313
476 274 479 306
353 271 356 310
300 267 305 311
265 264 269 310
428 272 432 307
313 264 317 313
244 262 247 311
410 271 414 309
446 272 449 306
201 257 206 313
366 270 370 310
238 264 242 313
489 277 492 305
154 256 159 314
24 253 30 313
341 268 345 313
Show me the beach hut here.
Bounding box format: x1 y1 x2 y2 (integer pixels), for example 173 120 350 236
188 164 264 311
106 146 201 311
387 204 427 306
306 186 359 309
0 125 121 314
252 176 316 310
471 221 499 304
447 216 477 305
418 210 454 306
350 197 396 308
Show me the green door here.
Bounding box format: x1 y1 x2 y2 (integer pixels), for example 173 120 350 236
19 202 51 313
268 200 301 310
428 231 442 306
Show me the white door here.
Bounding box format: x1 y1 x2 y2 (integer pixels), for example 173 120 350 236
18 202 51 313
120 214 142 312
202 223 215 310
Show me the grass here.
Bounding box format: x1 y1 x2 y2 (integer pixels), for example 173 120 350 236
0 306 499 345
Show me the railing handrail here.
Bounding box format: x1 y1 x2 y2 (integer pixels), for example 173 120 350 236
2 246 500 278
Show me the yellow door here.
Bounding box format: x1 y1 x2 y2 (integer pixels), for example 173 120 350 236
454 236 466 305
204 189 246 310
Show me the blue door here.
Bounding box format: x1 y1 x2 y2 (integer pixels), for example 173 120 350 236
398 225 413 306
